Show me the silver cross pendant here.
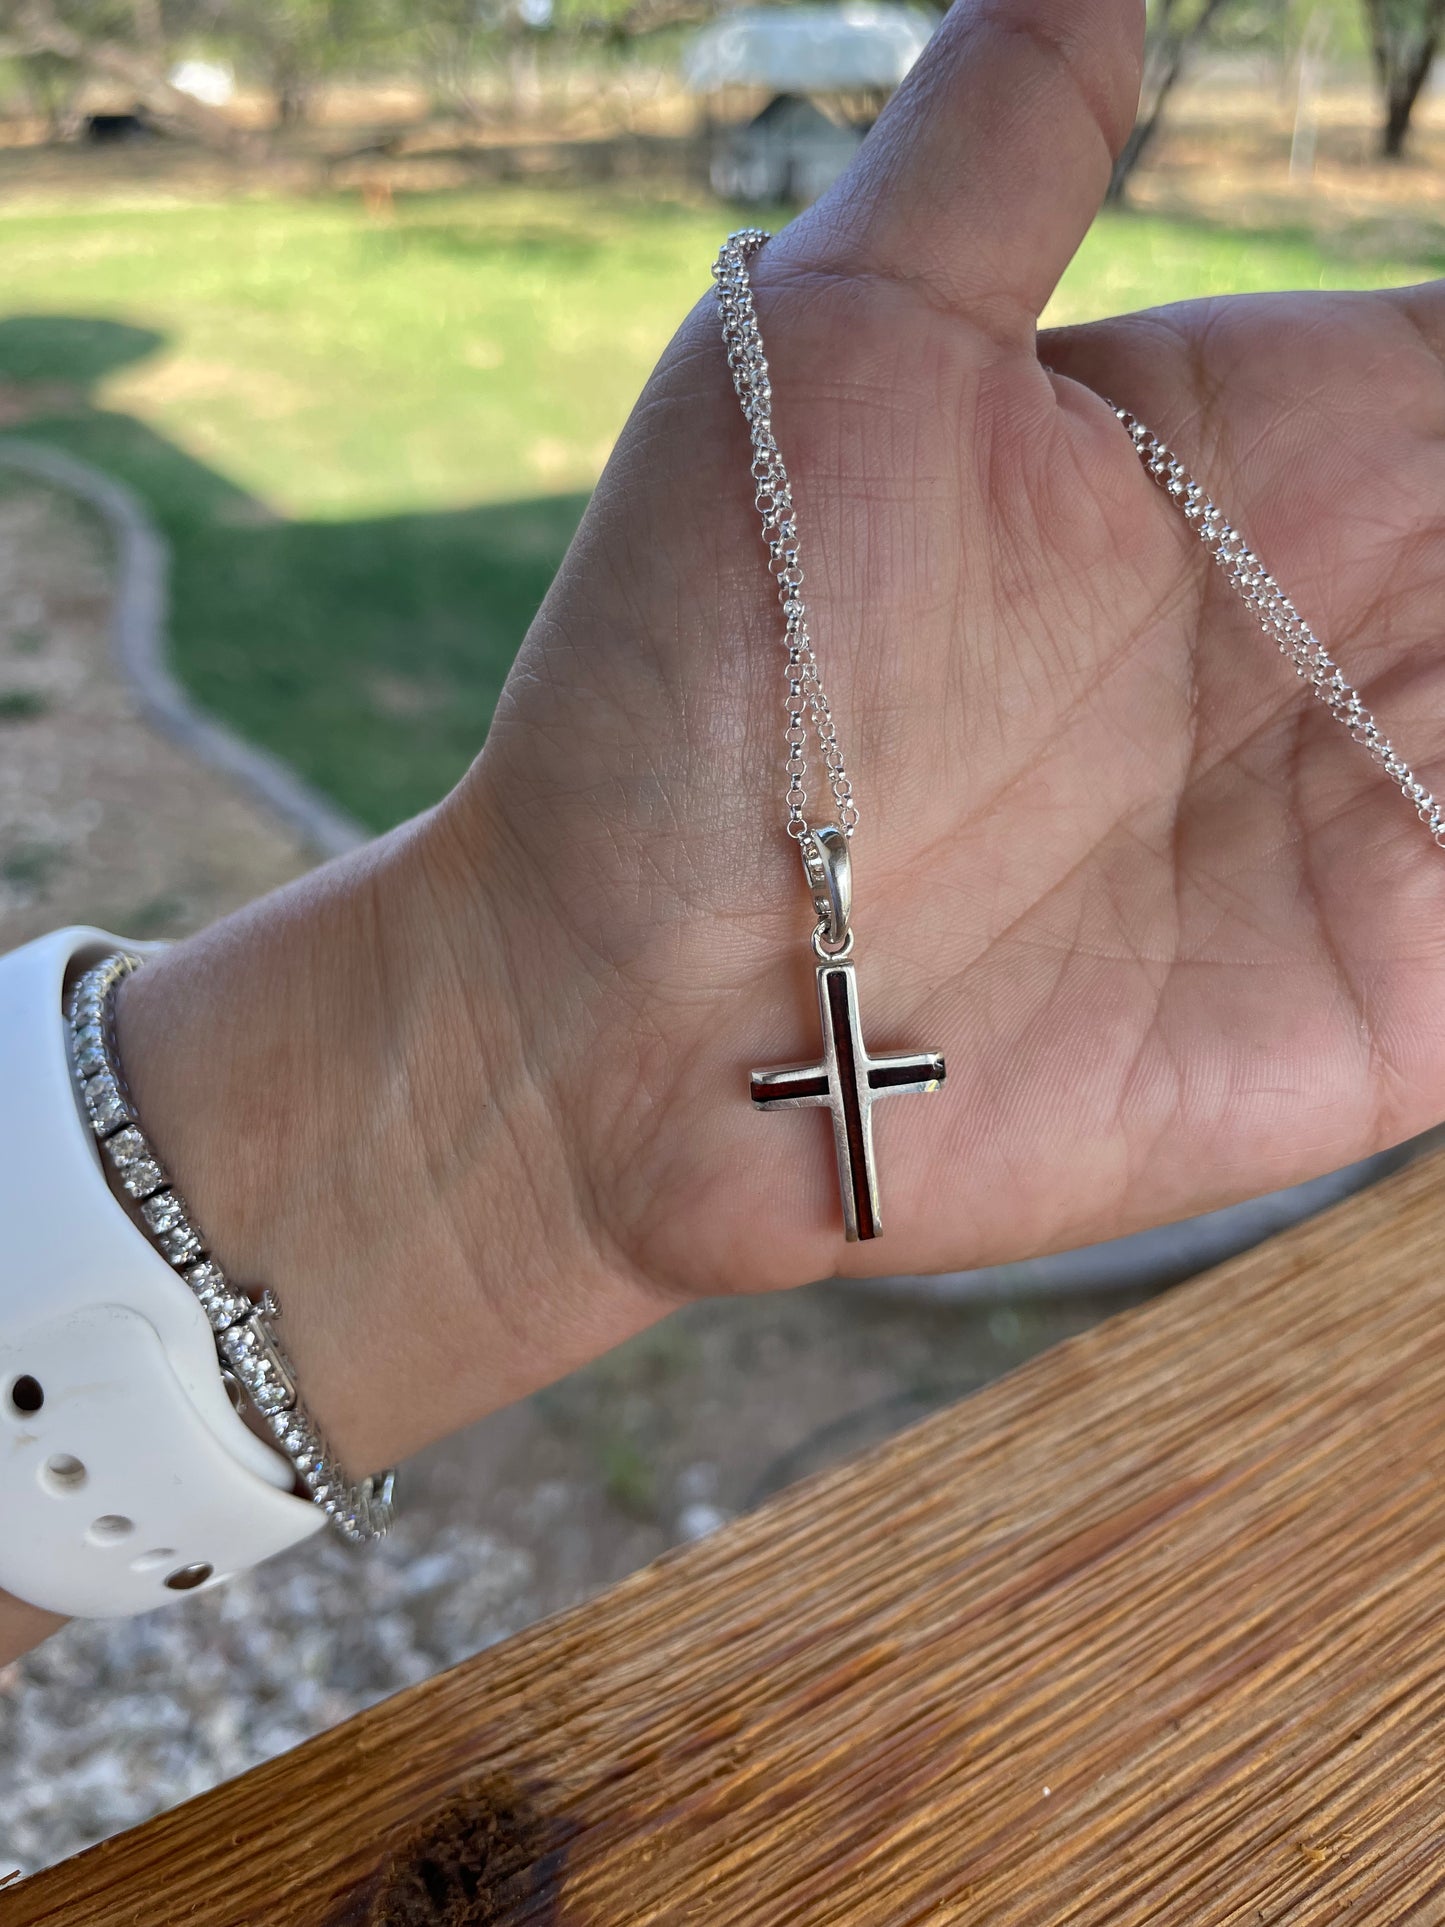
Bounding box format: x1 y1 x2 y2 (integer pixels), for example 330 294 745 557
749 829 945 1241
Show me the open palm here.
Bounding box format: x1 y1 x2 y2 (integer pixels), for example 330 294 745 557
451 0 1445 1300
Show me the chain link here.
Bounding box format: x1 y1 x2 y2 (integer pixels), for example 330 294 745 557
713 230 858 841
1119 407 1445 848
712 235 1438 855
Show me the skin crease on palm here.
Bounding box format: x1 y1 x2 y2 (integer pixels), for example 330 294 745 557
8 0 1445 1663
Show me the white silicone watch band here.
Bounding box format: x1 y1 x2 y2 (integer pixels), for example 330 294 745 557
0 927 323 1618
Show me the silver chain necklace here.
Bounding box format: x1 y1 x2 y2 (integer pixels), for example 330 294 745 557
713 228 858 844
715 228 1439 1245
1119 409 1445 846
717 229 946 1244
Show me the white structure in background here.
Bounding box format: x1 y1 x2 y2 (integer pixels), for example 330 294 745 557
684 2 933 93
710 94 857 206
684 3 935 205
168 60 236 107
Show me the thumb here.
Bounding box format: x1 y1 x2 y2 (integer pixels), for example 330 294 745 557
794 0 1145 340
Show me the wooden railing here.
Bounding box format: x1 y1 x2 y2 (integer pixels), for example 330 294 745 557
18 1146 1445 1924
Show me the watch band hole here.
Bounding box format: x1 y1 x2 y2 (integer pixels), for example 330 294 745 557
87 1514 134 1545
130 1547 176 1572
7 1374 43 1416
39 1453 87 1495
164 1562 213 1591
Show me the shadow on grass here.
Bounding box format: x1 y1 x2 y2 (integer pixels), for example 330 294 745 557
0 314 588 831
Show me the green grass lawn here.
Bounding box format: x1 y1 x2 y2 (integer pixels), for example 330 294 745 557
2 184 1442 829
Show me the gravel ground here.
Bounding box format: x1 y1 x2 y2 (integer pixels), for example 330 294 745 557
0 477 1144 1884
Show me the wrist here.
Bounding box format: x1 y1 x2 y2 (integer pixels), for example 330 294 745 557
113 806 663 1475
0 1589 64 1665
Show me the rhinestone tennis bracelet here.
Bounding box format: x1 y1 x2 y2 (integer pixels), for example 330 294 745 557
67 951 396 1544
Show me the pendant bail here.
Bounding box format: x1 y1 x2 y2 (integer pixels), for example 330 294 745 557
800 824 852 951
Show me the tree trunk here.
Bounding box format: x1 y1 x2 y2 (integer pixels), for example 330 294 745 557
1383 88 1414 156
1106 104 1169 202
1365 0 1445 161
129 0 165 63
276 80 309 127
16 52 79 141
1106 0 1233 206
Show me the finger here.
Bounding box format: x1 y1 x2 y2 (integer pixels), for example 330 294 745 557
1041 291 1445 816
1383 278 1445 361
795 0 1145 339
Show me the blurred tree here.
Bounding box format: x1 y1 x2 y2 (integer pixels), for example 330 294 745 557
0 0 239 140
411 0 521 122
1362 0 1445 155
3 45 84 132
209 0 396 123
553 0 712 36
413 0 483 118
0 0 410 131
1107 0 1246 201
409 0 698 126
1210 0 1362 52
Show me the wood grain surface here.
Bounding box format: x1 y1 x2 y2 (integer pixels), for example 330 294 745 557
17 1146 1445 1926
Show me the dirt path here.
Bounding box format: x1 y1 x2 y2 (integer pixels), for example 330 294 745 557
0 480 310 951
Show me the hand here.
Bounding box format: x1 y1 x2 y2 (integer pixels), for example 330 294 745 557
456 0 1445 1301
114 0 1445 1477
